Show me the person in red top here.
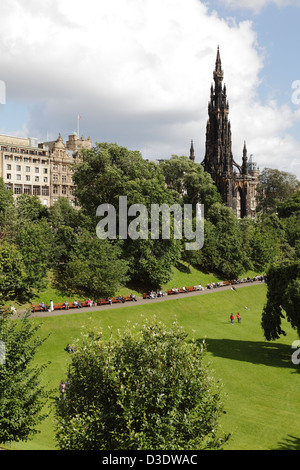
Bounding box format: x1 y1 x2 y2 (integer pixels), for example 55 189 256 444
237 313 241 323
230 314 234 324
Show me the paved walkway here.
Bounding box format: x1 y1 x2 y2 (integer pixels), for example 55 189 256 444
20 281 264 319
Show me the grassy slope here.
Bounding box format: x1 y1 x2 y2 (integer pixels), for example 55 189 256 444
10 282 300 451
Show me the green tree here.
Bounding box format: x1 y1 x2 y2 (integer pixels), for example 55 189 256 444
277 190 300 218
73 143 182 288
0 177 14 222
55 320 229 450
159 155 221 209
199 203 251 278
0 241 27 301
15 193 49 221
14 219 55 297
53 229 129 298
49 197 89 231
256 168 299 215
261 261 300 340
73 142 173 216
0 311 48 444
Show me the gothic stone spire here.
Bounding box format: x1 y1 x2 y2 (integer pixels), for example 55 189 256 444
204 47 232 178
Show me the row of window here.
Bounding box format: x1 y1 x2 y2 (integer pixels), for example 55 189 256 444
1 147 47 156
6 163 69 173
6 174 48 182
4 155 48 163
6 164 48 173
6 172 69 183
6 184 75 196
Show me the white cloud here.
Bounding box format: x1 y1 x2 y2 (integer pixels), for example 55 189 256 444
0 0 299 178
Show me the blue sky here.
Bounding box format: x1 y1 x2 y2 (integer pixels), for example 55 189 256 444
0 0 300 178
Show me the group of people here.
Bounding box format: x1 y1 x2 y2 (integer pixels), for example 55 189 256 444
230 313 241 324
65 343 75 353
39 301 54 312
148 290 164 298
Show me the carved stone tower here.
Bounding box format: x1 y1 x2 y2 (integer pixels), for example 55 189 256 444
201 47 258 218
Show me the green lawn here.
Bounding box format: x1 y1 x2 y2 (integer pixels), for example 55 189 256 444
7 282 300 451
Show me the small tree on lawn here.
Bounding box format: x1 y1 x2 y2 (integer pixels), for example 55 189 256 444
55 319 229 450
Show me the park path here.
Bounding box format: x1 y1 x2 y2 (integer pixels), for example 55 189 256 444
21 281 264 319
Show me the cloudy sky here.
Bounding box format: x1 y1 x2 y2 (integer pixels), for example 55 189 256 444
0 0 300 177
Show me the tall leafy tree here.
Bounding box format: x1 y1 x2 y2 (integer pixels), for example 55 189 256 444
72 143 182 288
15 193 49 221
14 219 55 298
199 203 251 278
262 261 300 341
0 311 48 444
256 168 299 215
159 155 221 209
0 241 27 301
53 229 129 298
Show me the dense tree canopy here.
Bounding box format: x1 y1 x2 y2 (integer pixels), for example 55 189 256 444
55 320 229 450
0 311 48 443
262 261 300 341
73 143 183 288
0 141 299 300
256 168 299 215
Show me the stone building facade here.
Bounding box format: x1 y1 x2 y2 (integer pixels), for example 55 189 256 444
0 132 92 207
200 48 259 218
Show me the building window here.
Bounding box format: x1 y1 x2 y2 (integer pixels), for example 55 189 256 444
17 174 21 180
16 165 21 171
26 175 30 181
6 174 11 179
53 186 58 194
53 174 58 181
26 166 30 172
62 186 67 195
43 168 48 174
62 175 67 182
53 164 58 171
6 164 11 170
62 165 66 172
43 177 48 183
42 187 49 196
24 186 31 195
35 176 39 182
33 186 40 196
14 186 22 195
35 167 39 173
